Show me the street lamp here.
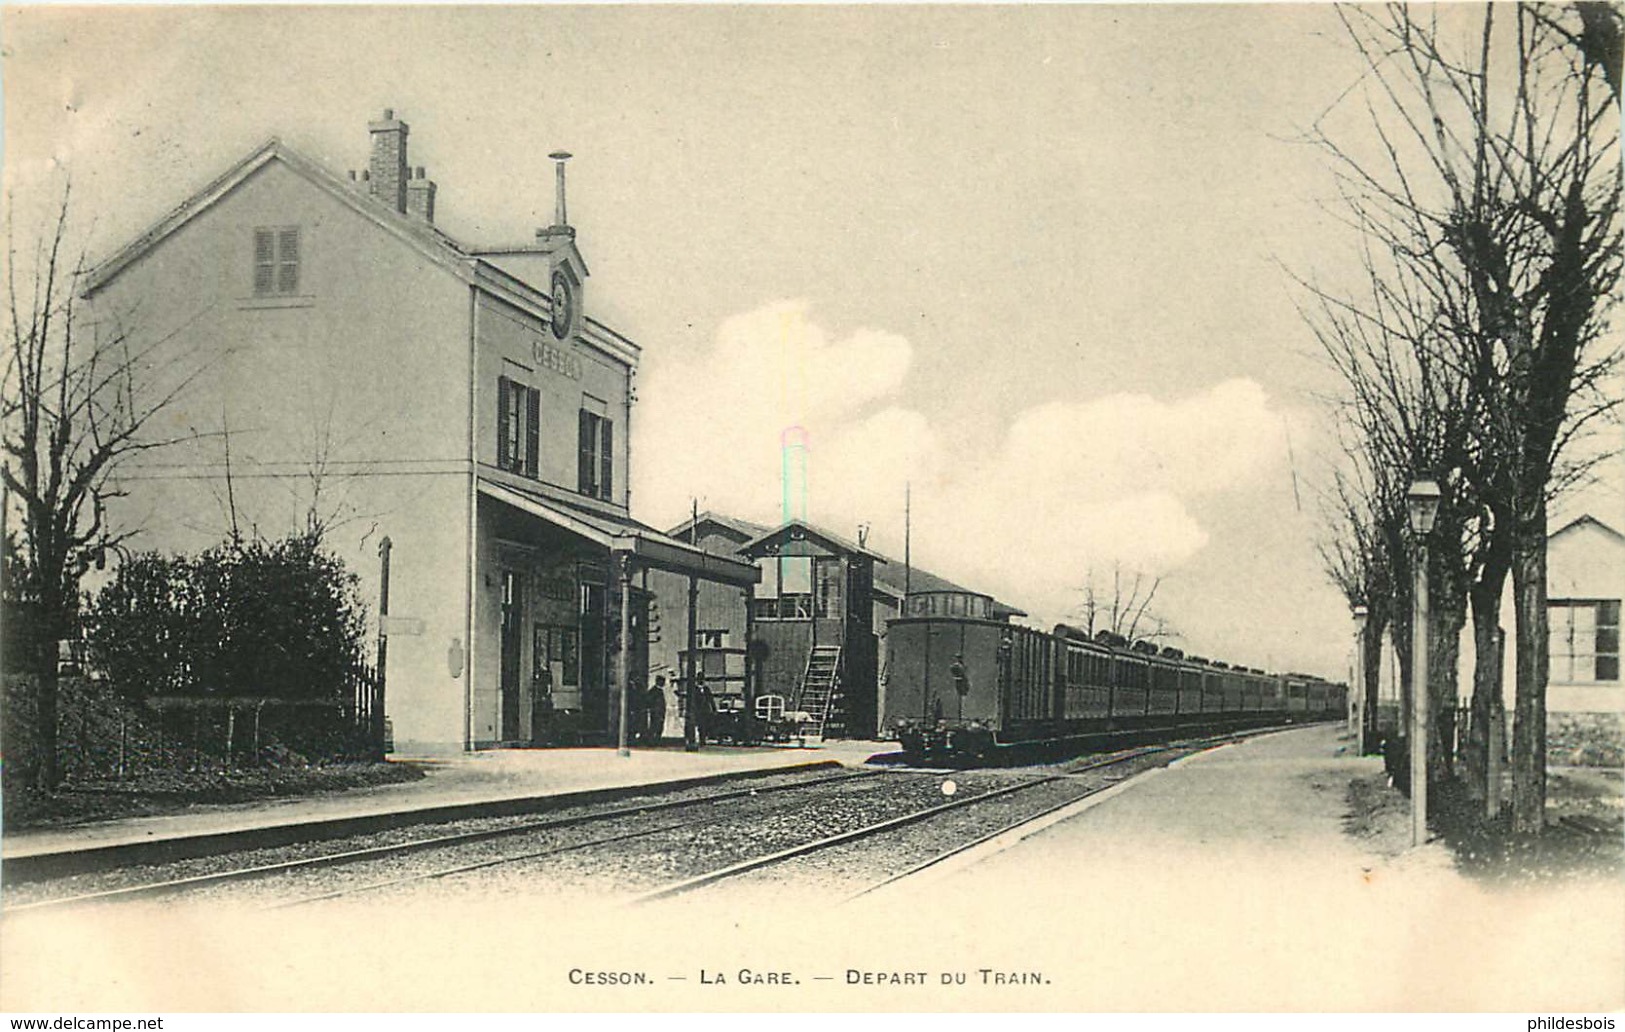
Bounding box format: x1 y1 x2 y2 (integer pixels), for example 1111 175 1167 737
1406 477 1441 847
1352 603 1369 754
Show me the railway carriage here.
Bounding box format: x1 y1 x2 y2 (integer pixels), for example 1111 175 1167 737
883 606 1347 760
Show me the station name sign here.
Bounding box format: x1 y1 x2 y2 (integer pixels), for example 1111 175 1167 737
534 338 583 380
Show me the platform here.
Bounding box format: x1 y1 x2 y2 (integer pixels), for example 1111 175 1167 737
1 739 893 871
865 724 1625 1011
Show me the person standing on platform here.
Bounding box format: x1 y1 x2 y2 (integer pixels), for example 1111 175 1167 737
645 675 668 744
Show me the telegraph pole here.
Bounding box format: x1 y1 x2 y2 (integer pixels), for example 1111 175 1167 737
685 573 700 751
904 482 912 600
374 536 392 760
617 552 633 758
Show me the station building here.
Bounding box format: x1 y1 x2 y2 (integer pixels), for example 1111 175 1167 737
648 512 1023 739
83 109 757 755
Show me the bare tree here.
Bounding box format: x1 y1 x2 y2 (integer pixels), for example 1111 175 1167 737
1074 563 1178 644
1318 460 1402 754
2 189 206 789
1314 3 1620 832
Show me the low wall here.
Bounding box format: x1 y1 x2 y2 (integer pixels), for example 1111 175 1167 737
1547 710 1625 768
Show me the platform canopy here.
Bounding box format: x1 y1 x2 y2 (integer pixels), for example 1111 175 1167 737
479 478 761 587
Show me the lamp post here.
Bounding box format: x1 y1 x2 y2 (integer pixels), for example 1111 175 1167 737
1406 478 1441 848
1352 603 1369 754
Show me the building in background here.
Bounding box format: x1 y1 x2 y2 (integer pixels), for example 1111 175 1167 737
1373 513 1624 763
651 511 1022 739
84 109 757 754
1541 515 1623 762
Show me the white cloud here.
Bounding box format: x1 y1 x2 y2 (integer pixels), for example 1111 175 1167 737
634 302 1292 634
998 379 1285 499
633 300 935 528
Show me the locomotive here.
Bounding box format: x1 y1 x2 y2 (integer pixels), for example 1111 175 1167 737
882 608 1346 760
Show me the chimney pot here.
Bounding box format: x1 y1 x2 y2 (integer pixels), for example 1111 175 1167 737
367 109 410 213
407 170 438 225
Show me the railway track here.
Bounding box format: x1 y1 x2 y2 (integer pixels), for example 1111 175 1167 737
628 727 1283 906
624 753 1127 905
7 727 1288 914
2 766 883 913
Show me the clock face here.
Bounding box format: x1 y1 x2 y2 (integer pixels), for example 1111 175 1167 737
550 270 575 339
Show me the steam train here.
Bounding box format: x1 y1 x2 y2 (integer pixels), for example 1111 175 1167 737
882 610 1347 760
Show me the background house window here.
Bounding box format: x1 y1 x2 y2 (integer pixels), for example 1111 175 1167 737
1549 599 1621 683
253 227 300 296
497 376 540 477
578 410 613 501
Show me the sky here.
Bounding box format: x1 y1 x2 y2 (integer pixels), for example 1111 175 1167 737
3 4 1620 680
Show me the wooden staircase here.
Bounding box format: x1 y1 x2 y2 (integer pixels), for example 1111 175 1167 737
796 644 843 741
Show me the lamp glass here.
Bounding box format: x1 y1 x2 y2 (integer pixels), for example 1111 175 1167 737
1407 479 1441 535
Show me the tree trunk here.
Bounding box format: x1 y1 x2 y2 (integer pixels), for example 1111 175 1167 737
33 634 61 791
1466 583 1500 805
1362 612 1388 754
1475 555 1508 806
1428 599 1466 781
1467 512 1514 812
1510 508 1549 835
1391 606 1413 747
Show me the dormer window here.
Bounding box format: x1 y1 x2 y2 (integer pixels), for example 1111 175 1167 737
253 227 300 296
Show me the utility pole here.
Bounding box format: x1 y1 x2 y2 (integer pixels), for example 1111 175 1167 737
617 552 633 758
685 573 700 752
374 536 392 760
904 482 912 601
1353 604 1368 755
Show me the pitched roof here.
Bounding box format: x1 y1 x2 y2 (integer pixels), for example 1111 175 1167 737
1551 513 1624 543
738 519 888 563
682 511 1027 619
83 137 471 297
665 511 773 546
82 135 640 367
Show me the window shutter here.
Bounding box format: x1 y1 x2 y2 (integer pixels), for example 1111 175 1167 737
578 410 595 495
253 229 275 295
277 228 300 294
524 387 540 479
599 420 614 501
497 376 512 470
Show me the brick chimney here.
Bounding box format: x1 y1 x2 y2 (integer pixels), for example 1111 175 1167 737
368 109 409 213
406 166 437 224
